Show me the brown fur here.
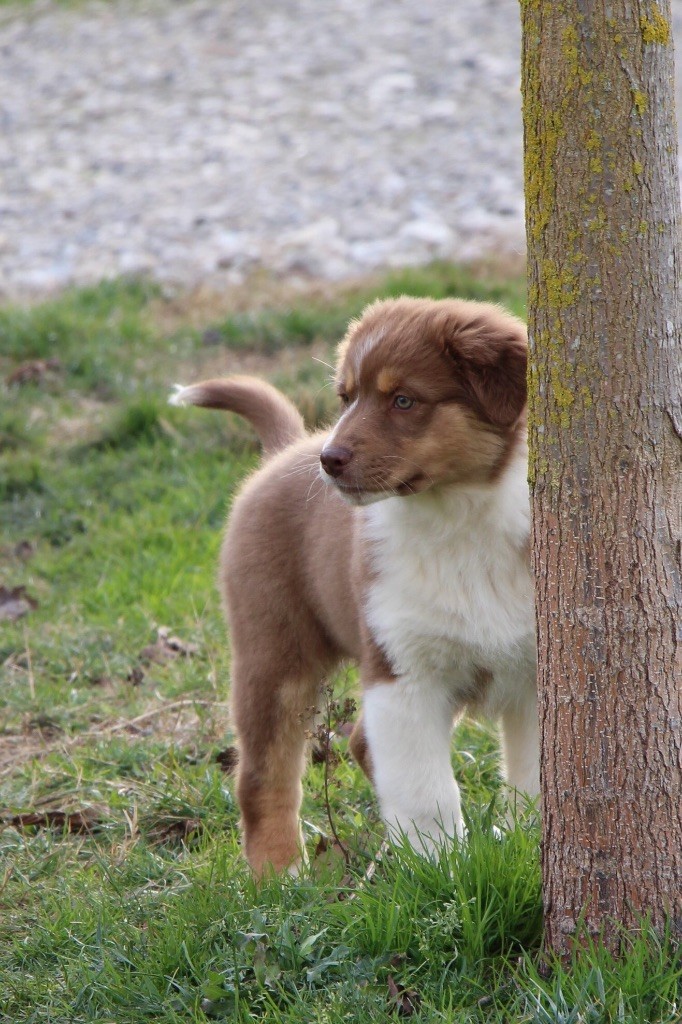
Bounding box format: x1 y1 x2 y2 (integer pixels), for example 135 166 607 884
348 716 373 781
178 297 527 873
173 376 305 456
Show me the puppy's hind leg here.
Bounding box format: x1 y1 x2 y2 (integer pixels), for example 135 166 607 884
231 647 327 876
348 711 373 780
500 682 540 821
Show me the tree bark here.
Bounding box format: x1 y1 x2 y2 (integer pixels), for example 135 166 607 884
520 0 682 954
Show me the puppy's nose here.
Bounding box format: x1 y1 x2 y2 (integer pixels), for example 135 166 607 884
320 445 353 478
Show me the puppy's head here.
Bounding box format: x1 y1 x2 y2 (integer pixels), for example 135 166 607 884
319 297 527 505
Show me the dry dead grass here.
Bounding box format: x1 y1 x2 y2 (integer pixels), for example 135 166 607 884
0 697 230 781
146 267 364 335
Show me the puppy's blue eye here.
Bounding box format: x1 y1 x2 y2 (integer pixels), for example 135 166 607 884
393 395 415 410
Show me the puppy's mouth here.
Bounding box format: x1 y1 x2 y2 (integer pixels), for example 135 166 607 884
332 482 387 506
332 473 427 505
396 474 426 496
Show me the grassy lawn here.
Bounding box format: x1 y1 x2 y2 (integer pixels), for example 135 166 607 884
1 263 680 1022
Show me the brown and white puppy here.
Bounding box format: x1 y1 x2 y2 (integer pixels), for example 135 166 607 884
171 297 537 875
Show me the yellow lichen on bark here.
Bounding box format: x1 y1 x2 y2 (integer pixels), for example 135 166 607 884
640 6 671 44
632 89 648 113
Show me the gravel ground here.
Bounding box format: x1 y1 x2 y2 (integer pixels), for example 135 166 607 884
1 0 681 300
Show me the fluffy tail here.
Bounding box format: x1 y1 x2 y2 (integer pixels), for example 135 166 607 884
169 376 306 456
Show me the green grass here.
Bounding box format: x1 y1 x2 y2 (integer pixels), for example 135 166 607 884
1 263 679 1022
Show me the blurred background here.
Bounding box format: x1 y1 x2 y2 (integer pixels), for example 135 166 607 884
4 0 679 302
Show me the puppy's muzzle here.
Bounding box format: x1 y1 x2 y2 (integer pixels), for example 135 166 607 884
320 444 353 479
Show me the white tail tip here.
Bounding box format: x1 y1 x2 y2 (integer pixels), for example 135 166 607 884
169 383 193 407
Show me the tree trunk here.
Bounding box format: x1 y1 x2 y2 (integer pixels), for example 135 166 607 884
520 0 682 954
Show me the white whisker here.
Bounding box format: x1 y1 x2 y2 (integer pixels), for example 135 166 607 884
311 356 336 372
278 453 322 481
305 476 326 504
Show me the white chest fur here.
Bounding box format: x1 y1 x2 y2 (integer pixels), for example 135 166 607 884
361 453 536 712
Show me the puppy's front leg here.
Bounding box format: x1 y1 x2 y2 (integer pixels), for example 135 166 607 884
362 680 464 854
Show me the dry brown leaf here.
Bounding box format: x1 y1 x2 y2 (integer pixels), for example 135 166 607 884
6 358 61 387
157 626 199 657
13 540 35 561
0 585 38 622
145 815 203 845
386 976 421 1017
26 714 63 737
312 835 348 872
139 627 199 664
6 806 104 834
139 642 175 665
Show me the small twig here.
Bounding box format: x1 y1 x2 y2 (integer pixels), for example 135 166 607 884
321 686 350 865
102 699 230 733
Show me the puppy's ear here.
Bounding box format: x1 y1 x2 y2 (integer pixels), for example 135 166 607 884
445 313 527 429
